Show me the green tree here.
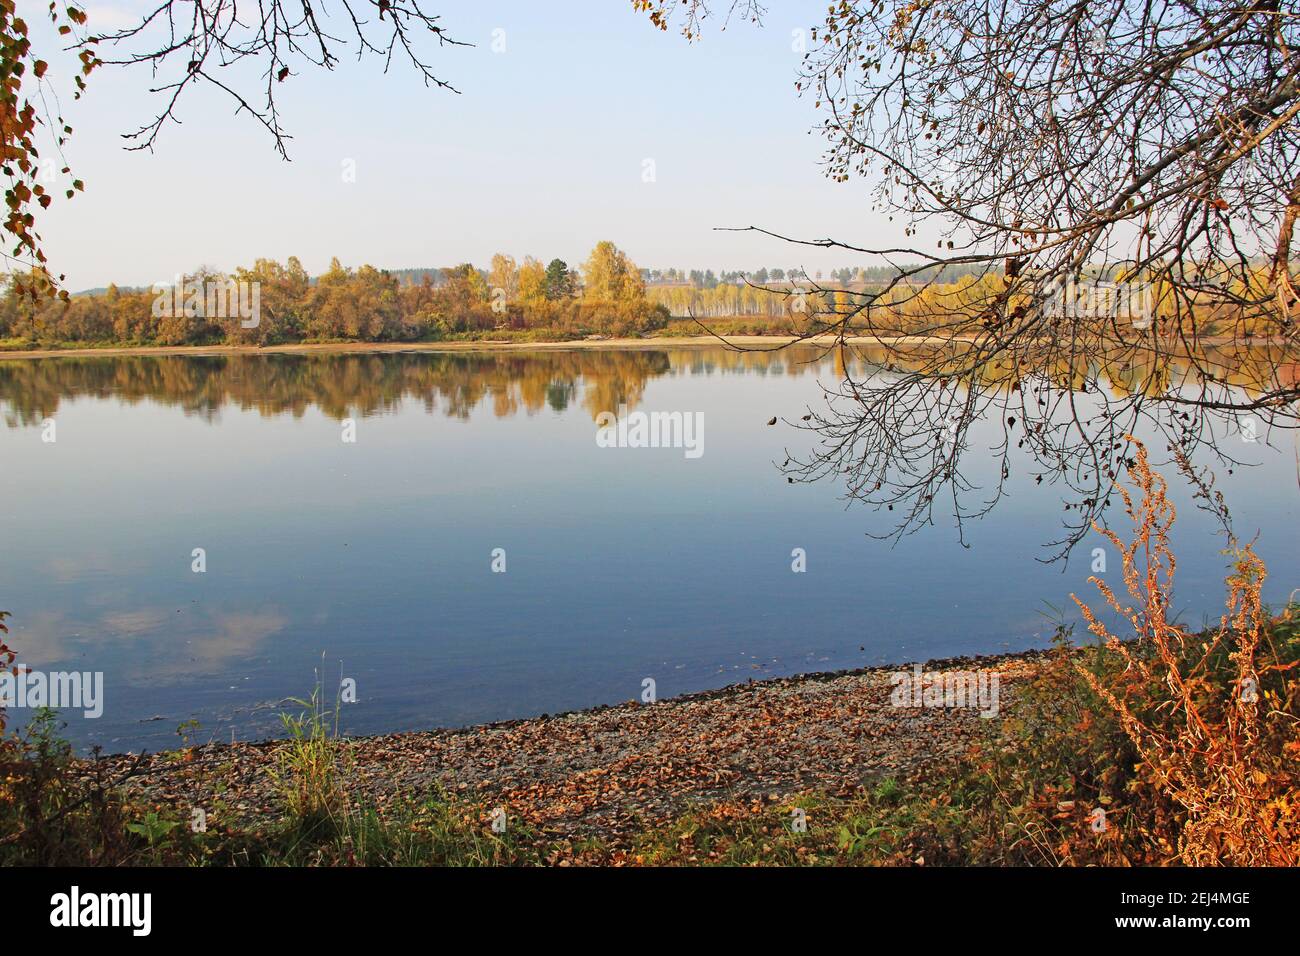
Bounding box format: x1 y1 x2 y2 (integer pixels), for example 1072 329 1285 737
544 259 575 301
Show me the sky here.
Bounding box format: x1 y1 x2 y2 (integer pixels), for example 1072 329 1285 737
21 0 911 291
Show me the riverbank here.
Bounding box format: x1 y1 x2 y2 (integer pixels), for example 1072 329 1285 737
0 330 1277 361
86 648 1050 852
17 591 1297 866
0 333 968 360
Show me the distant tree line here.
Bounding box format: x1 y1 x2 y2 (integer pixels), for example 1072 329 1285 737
0 241 667 346
640 262 991 288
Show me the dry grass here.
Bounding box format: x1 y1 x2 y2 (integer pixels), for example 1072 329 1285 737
1073 437 1299 865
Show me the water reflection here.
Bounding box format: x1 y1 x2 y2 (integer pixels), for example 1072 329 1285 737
2 342 1293 428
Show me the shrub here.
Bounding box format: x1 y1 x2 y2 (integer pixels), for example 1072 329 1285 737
1072 437 1299 865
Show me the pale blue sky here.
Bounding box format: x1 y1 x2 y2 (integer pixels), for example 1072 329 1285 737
27 1 908 290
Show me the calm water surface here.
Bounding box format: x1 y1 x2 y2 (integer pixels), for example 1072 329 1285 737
1 347 1296 752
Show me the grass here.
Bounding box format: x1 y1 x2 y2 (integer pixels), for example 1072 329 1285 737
0 701 539 866
270 690 348 833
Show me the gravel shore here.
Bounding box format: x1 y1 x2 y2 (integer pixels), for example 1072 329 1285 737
90 649 1052 848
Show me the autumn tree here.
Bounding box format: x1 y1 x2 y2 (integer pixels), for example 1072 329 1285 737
305 258 401 340
518 256 547 306
488 254 519 301
581 241 645 303
231 256 311 344
442 263 488 305
1 3 92 293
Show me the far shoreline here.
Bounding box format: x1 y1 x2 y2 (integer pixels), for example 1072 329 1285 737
0 331 1277 361
0 333 949 361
